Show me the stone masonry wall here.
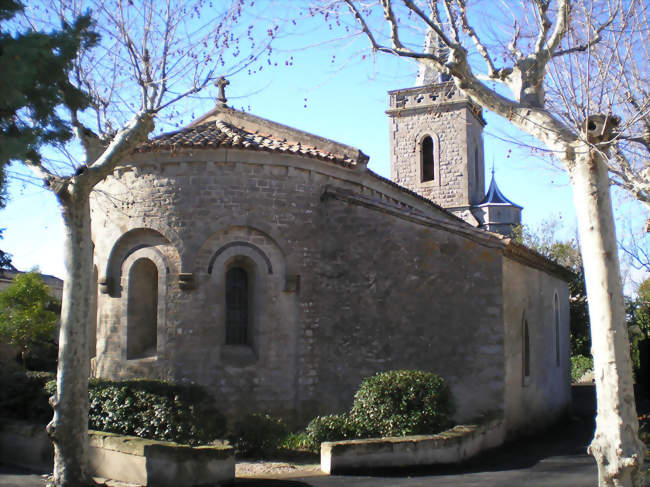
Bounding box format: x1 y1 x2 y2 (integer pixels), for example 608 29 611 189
388 83 485 211
90 149 505 425
502 258 571 435
312 189 505 421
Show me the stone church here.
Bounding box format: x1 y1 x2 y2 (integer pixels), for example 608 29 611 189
89 74 572 436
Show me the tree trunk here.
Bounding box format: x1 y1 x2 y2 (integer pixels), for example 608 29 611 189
568 144 645 486
47 186 94 487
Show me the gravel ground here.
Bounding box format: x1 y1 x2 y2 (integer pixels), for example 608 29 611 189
236 460 324 479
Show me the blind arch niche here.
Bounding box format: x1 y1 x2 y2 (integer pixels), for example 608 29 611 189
122 247 168 361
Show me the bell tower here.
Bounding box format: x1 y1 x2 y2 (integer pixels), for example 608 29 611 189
387 80 487 224
387 27 486 224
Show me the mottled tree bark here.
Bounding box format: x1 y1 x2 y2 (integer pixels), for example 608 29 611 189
569 144 645 486
47 186 94 487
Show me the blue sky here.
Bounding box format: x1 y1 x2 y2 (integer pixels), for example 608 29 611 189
1 4 647 292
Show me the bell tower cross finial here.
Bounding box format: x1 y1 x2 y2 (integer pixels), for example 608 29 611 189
215 76 230 107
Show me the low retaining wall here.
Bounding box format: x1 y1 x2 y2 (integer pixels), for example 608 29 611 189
321 419 505 474
0 420 234 486
0 420 52 472
89 431 235 487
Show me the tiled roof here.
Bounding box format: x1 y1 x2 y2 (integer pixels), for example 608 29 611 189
477 172 522 208
136 120 363 167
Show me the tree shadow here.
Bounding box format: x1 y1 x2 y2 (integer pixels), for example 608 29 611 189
332 408 596 478
222 480 314 487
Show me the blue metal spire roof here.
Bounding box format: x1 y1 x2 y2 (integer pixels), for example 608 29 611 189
477 168 522 208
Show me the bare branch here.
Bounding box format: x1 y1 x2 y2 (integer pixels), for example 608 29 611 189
532 0 554 58
608 143 650 208
553 6 617 57
455 0 497 77
343 1 396 54
508 21 523 59
23 159 55 185
342 0 444 65
84 111 154 185
541 0 571 59
441 0 459 43
402 0 456 48
380 0 406 50
70 111 105 165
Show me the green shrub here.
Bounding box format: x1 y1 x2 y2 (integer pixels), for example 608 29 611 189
86 379 225 446
279 431 312 451
0 272 59 370
349 370 454 438
570 355 593 383
228 412 288 456
2 375 226 445
0 370 54 423
305 414 355 448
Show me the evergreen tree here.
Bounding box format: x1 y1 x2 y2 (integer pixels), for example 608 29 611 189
0 271 58 366
0 0 98 170
0 0 97 272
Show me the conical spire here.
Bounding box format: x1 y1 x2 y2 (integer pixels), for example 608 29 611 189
478 169 522 207
472 166 522 236
415 25 450 86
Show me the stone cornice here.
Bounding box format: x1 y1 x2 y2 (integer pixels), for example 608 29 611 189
503 241 575 281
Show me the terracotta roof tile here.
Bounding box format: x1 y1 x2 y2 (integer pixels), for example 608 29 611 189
136 120 361 167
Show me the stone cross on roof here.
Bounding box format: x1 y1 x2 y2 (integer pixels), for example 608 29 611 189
215 76 229 107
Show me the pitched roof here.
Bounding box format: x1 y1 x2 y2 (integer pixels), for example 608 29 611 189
477 172 522 208
136 106 369 168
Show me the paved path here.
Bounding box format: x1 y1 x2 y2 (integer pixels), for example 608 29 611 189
2 385 631 487
227 412 598 486
0 465 48 487
1 415 598 487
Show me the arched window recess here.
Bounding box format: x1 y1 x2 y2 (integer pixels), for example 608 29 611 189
225 266 250 346
523 315 531 386
422 135 435 182
418 133 440 184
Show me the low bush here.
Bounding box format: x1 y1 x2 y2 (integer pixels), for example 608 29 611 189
640 414 650 484
280 431 312 451
228 412 288 456
0 370 54 423
85 379 225 446
570 355 593 383
305 414 355 448
349 370 455 438
301 370 456 448
1 375 226 445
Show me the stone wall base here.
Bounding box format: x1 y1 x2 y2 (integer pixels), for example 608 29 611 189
0 420 235 486
321 418 505 474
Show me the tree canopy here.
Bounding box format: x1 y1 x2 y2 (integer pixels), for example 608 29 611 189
0 271 59 352
0 0 98 170
0 0 98 271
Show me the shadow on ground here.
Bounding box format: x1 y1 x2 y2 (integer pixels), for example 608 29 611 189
226 481 313 487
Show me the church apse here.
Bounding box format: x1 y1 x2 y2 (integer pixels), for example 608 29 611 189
88 83 569 429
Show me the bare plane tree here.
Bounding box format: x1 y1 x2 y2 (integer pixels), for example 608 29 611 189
12 1 277 485
313 0 647 485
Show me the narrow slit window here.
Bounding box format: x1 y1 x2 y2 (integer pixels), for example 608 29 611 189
555 294 560 367
226 267 249 345
90 266 98 359
523 319 531 380
422 136 435 182
474 147 480 187
127 258 158 359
